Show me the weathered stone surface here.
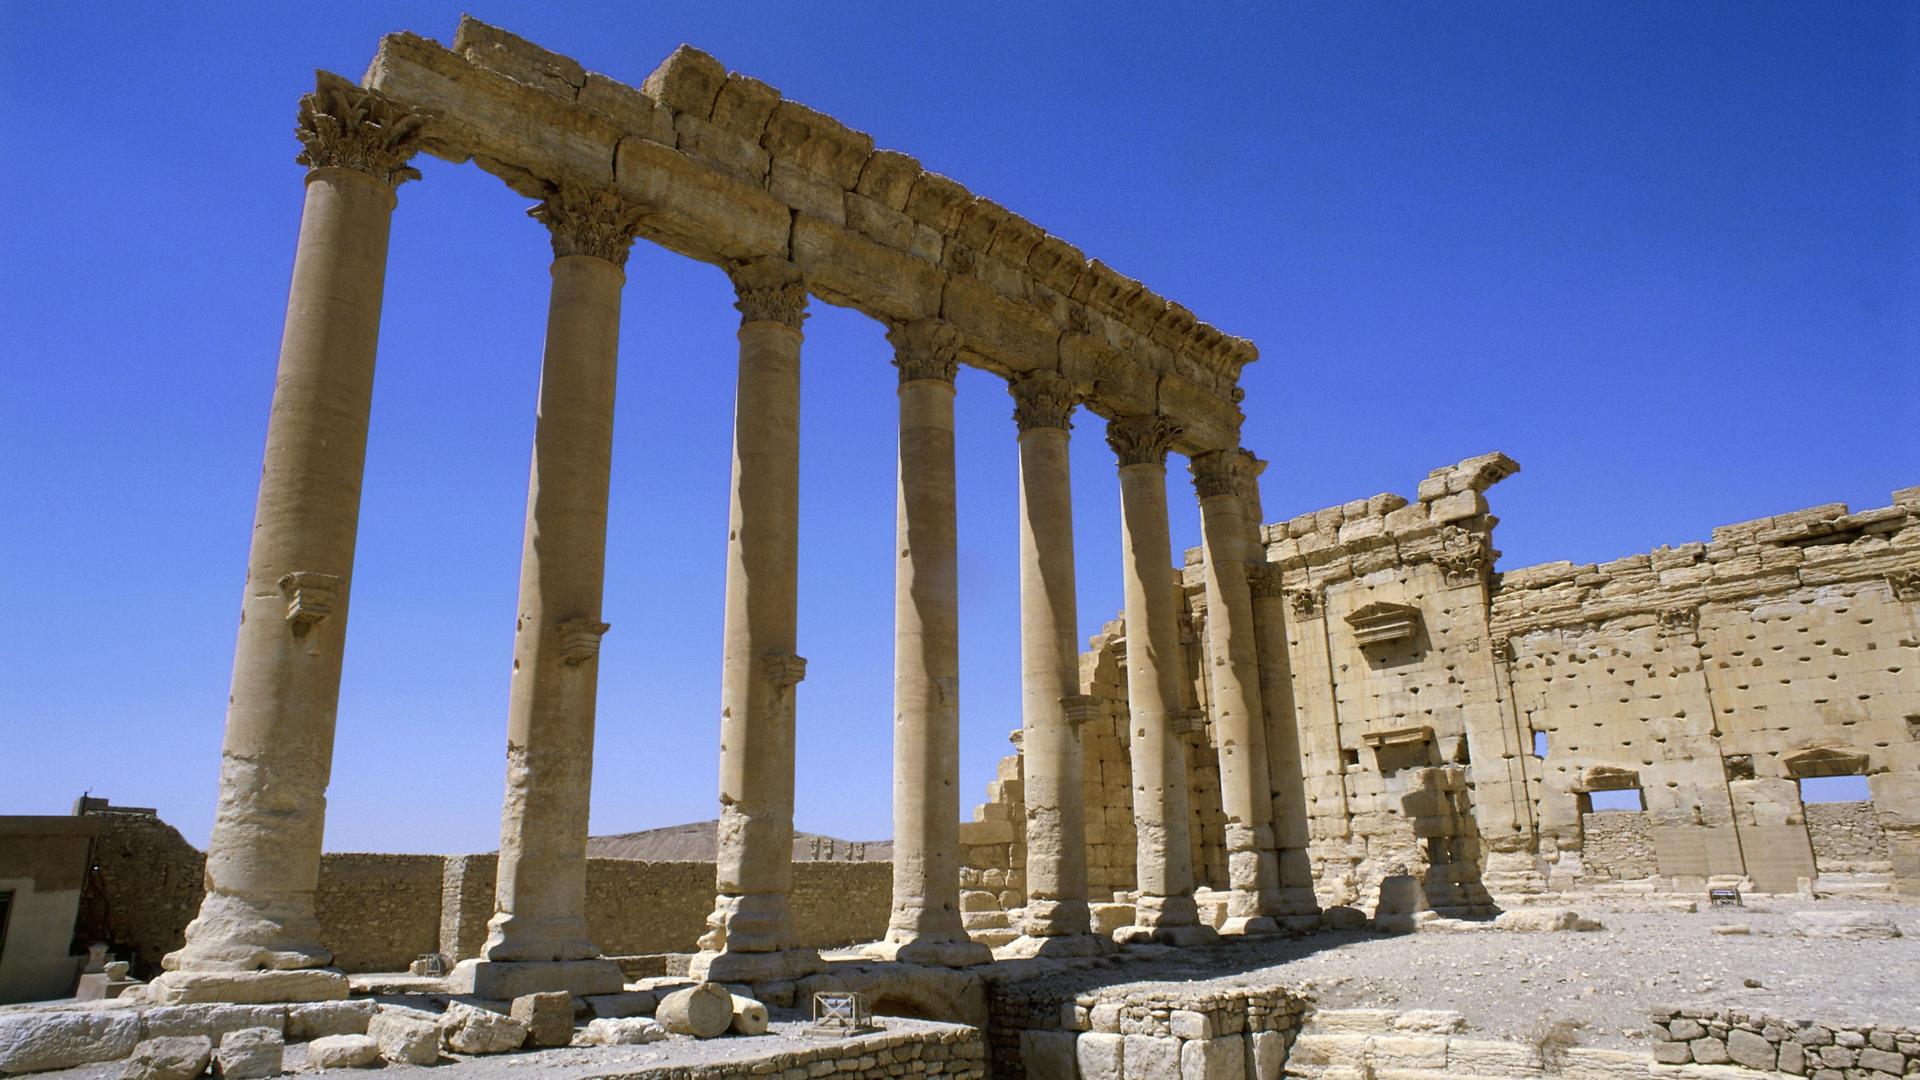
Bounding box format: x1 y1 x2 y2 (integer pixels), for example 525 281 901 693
656 982 733 1038
367 1010 439 1066
120 1036 211 1080
0 1010 142 1073
727 995 769 1036
1121 1034 1179 1079
580 1018 667 1045
1076 1032 1125 1079
1793 910 1903 939
303 1035 379 1070
510 992 573 1048
140 1006 285 1045
438 1002 527 1055
212 1028 282 1080
1178 1035 1244 1080
583 991 656 1019
1494 908 1603 932
284 1001 375 1041
1727 1027 1776 1070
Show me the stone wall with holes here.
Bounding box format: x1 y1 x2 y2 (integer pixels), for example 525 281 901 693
1579 811 1657 881
1493 486 1920 895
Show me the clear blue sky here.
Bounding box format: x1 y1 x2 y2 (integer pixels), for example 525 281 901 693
2 3 1914 854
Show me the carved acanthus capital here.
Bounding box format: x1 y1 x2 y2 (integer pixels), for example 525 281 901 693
1658 605 1699 636
1889 568 1920 602
528 183 648 267
294 72 427 189
1009 371 1076 432
730 259 809 329
888 319 962 384
1434 525 1490 587
556 619 611 666
1190 448 1264 501
1105 414 1181 468
1287 588 1321 619
1245 562 1287 600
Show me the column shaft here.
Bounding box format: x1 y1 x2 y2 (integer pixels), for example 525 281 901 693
1108 416 1217 945
1249 564 1323 919
1192 450 1282 931
695 260 823 983
875 320 989 966
157 75 422 1005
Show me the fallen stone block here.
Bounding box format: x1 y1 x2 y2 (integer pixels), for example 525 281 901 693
284 1001 376 1041
303 1035 379 1070
213 1028 283 1080
140 1006 285 1045
367 1011 438 1066
728 994 768 1036
1791 910 1902 939
0 1010 143 1074
1493 907 1603 932
584 990 656 1019
510 992 573 1049
656 982 732 1038
120 1036 212 1080
579 1018 666 1045
439 1001 527 1055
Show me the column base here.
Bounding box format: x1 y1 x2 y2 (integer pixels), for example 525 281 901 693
864 937 994 967
1113 923 1220 947
687 948 826 984
448 958 624 999
147 968 349 1005
995 933 1115 959
1219 916 1280 936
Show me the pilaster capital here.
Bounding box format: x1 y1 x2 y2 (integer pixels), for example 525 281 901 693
1009 371 1077 432
1189 448 1265 501
528 182 648 267
1245 562 1287 600
1105 414 1181 468
294 72 428 189
888 318 961 384
730 259 809 329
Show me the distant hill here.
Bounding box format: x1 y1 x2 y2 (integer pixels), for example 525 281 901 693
587 820 892 863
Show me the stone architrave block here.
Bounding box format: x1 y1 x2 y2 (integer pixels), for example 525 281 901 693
213 1028 283 1080
0 1011 143 1073
120 1036 212 1080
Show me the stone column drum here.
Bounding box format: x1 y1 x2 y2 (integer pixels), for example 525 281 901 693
1246 563 1324 924
1001 373 1108 958
871 320 992 967
1190 449 1283 934
153 75 425 1006
458 186 645 1000
692 259 825 984
1108 416 1218 946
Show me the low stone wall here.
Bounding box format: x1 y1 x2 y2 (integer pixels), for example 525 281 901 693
1580 811 1656 880
984 977 1310 1080
1806 801 1892 869
314 855 444 973
1650 1005 1920 1074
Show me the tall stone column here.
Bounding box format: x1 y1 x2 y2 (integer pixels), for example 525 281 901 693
457 185 646 1000
153 75 424 1006
691 259 825 984
1246 563 1323 926
871 320 992 967
1190 449 1283 934
1000 373 1110 958
1108 416 1218 946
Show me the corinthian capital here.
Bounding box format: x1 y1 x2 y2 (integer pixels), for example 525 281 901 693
730 259 808 329
1245 562 1287 600
528 183 648 267
294 72 427 189
1009 371 1076 432
1105 414 1182 468
1190 448 1264 501
888 319 962 384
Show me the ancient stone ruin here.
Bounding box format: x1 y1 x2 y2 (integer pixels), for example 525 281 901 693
3 17 1916 1080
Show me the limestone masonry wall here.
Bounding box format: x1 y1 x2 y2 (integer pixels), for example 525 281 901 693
1578 811 1657 881
1650 1005 1920 1074
1804 800 1892 870
313 855 444 973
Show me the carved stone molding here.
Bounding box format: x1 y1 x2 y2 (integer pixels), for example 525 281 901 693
888 318 961 384
277 571 341 631
1190 448 1263 501
528 183 648 267
1059 694 1101 726
1009 371 1076 432
730 259 808 329
1287 588 1321 619
1169 709 1207 736
1245 562 1287 600
762 650 808 688
556 619 611 666
1658 605 1699 637
1489 637 1515 663
1434 526 1490 587
294 72 427 189
1889 568 1920 602
1105 414 1181 468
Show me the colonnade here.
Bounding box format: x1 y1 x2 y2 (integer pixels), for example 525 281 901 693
152 76 1306 1005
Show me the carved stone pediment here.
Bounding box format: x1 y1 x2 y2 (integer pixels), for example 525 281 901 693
1783 747 1869 779
1345 601 1421 646
1575 765 1643 793
1362 724 1433 749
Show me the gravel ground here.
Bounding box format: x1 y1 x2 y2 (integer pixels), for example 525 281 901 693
991 896 1920 1050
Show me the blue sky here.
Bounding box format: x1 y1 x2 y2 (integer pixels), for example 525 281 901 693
2 3 1914 853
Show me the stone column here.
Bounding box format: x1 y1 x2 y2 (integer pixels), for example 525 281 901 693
1108 416 1218 946
870 320 992 967
1190 449 1282 935
458 186 646 1000
691 259 825 984
1001 374 1110 958
152 75 424 1006
1247 563 1323 926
